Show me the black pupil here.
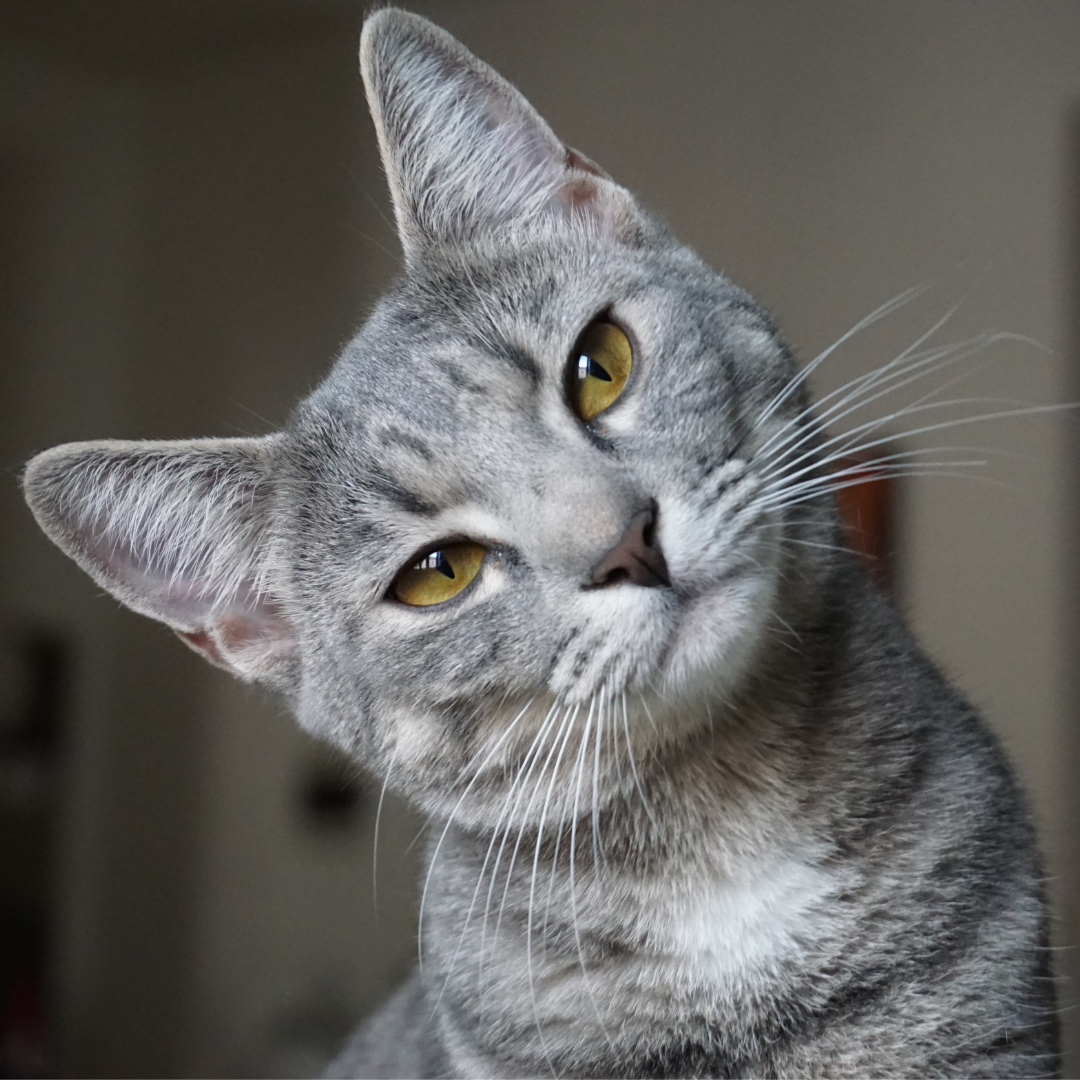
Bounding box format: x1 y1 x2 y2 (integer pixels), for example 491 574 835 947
419 551 455 579
577 354 612 382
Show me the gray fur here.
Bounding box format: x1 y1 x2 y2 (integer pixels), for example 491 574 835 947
21 9 1058 1079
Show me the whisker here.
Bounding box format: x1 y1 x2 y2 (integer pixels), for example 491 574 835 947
757 336 1018 488
814 330 1039 429
781 536 862 557
591 687 607 875
488 701 572 967
476 699 565 981
759 398 1070 511
432 697 564 1018
754 284 929 431
416 695 537 974
758 335 1019 480
622 691 658 829
568 697 615 1050
542 704 581 943
769 443 982 488
607 683 625 798
756 323 1055 509
525 704 580 1076
755 311 1004 466
755 452 986 512
839 399 1072 456
372 748 398 917
764 468 1001 515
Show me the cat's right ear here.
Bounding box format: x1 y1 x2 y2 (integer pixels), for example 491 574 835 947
22 437 296 684
360 8 637 262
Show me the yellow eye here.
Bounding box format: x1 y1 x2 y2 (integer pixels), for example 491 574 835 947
567 321 633 422
391 542 486 607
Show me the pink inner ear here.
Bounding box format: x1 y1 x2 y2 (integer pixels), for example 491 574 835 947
559 147 605 212
177 628 227 667
559 177 601 213
107 549 297 677
175 602 297 678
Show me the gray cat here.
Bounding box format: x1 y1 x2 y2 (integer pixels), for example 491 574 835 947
21 9 1059 1079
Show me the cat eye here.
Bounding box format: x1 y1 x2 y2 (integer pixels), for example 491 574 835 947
566 321 633 422
391 542 486 606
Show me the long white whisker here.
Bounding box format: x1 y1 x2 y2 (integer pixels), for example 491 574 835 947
372 749 398 917
489 701 574 963
760 467 979 514
758 332 1018 478
770 443 980 487
836 400 1072 461
755 300 991 464
476 699 566 980
756 452 986 511
783 536 860 555
622 691 657 829
760 397 1068 505
591 687 607 875
568 699 615 1049
417 696 536 975
756 328 1032 486
761 324 1048 486
542 704 581 942
525 704 581 1076
811 329 1033 429
765 469 1001 515
755 284 928 430
759 348 996 489
430 699 561 1014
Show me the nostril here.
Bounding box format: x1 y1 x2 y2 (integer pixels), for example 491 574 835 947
588 506 670 589
641 511 656 549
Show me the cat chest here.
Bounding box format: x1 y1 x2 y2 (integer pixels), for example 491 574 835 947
649 855 843 985
455 853 845 1023
438 855 848 1075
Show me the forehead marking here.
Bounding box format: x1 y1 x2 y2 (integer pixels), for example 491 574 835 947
433 358 487 396
379 427 435 464
491 341 542 389
363 466 436 517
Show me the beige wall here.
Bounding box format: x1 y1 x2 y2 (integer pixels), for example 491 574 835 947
2 1 1078 1075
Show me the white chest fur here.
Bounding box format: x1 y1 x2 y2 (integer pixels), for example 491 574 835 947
649 853 844 987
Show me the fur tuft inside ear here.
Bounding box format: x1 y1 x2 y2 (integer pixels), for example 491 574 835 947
360 8 633 260
22 436 295 683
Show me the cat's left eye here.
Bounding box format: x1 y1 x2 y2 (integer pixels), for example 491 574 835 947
566 321 634 422
391 542 486 606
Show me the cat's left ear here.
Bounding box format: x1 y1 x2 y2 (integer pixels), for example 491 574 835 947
22 436 296 684
360 8 638 262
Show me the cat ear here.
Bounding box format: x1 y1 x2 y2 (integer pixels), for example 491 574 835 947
22 437 296 683
360 8 634 261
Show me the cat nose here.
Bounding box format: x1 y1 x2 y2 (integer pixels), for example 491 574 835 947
589 507 670 589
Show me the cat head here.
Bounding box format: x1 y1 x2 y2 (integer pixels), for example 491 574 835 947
22 10 833 821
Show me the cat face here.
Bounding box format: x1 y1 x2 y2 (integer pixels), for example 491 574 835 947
279 239 799 798
22 10 830 820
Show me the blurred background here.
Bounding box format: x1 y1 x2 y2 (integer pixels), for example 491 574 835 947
0 1 1078 1075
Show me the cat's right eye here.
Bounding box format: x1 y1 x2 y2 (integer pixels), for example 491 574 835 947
390 542 486 606
566 320 634 422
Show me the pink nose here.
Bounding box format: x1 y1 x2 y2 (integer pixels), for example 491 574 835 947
589 507 670 589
